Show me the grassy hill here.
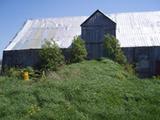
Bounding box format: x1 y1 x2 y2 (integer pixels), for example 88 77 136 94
0 59 160 120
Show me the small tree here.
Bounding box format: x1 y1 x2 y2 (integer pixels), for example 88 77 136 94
104 34 127 64
71 36 87 63
39 40 64 71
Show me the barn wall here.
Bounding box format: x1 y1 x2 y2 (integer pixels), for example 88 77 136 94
122 46 160 77
2 46 160 77
2 48 70 71
81 11 116 29
81 12 116 59
2 49 41 70
152 47 160 75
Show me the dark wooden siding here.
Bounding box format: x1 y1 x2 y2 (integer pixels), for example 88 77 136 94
122 46 160 77
2 48 71 71
3 46 160 77
81 10 116 28
2 49 41 69
81 11 116 59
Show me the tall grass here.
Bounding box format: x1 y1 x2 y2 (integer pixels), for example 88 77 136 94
0 59 160 120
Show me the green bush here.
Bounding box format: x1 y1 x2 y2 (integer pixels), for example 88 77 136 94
71 36 87 63
124 63 135 75
39 40 65 71
3 66 36 79
104 34 127 64
4 67 21 78
23 66 39 79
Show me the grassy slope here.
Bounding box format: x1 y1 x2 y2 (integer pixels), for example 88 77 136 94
0 59 160 120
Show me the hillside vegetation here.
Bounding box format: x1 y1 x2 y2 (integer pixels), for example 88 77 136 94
0 59 160 120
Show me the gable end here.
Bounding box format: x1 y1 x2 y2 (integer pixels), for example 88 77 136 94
81 10 116 27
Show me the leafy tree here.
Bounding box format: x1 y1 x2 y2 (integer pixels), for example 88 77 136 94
104 34 127 64
39 40 64 71
71 36 87 63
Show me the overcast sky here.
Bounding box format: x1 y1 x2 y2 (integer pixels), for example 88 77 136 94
0 0 160 59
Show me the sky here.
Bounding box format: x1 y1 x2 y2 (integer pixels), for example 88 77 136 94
0 0 160 59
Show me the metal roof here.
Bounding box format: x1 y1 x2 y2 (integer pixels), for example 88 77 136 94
5 11 160 51
110 11 160 47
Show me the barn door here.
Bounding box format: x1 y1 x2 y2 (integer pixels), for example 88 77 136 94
86 44 103 59
90 44 99 59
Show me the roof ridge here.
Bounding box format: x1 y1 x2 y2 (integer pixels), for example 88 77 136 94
27 10 160 21
109 10 160 15
28 16 88 21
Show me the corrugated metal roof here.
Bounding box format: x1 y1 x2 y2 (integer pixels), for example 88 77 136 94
5 11 160 50
110 11 160 47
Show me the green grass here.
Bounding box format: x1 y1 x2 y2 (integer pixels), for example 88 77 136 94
0 59 160 120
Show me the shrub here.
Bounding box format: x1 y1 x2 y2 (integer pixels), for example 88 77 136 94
4 67 21 78
124 63 135 75
3 66 36 79
71 36 87 63
39 40 65 71
104 34 127 64
23 66 39 78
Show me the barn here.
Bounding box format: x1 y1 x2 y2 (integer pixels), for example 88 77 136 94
2 10 160 77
